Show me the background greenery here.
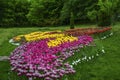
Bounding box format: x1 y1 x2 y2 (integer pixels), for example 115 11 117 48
0 0 120 27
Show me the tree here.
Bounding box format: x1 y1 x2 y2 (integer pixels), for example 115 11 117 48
61 0 98 29
27 0 64 26
0 0 15 27
70 12 74 29
61 0 77 29
0 0 5 26
14 0 30 26
0 0 30 27
87 0 120 27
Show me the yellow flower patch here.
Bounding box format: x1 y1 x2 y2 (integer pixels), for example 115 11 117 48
24 33 65 42
47 36 78 47
13 35 24 42
13 31 78 47
13 31 64 42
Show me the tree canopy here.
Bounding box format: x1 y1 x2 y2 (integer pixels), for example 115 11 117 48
0 0 120 27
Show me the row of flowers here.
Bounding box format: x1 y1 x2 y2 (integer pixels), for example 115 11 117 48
10 35 93 80
71 48 105 68
47 36 78 47
13 31 63 42
64 27 112 36
12 27 111 43
10 27 112 80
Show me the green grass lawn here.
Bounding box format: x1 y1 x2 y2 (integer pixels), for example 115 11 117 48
0 24 95 56
0 23 120 80
0 27 65 56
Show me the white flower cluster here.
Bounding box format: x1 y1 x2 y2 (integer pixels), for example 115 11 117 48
9 39 20 46
101 32 113 40
71 47 105 66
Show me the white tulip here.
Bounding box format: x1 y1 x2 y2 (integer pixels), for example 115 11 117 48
96 54 99 56
102 49 105 53
92 55 94 58
88 57 91 60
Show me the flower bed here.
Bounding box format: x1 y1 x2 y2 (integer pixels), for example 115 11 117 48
9 27 112 80
12 31 63 42
10 35 93 80
64 27 112 36
11 27 111 44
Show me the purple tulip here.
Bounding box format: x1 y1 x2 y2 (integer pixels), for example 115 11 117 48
10 35 93 80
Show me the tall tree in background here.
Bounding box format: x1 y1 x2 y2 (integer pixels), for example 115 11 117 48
110 0 120 23
0 0 119 27
61 0 98 29
0 0 5 26
0 0 30 27
0 0 15 27
61 0 77 29
27 0 64 26
61 0 76 29
14 0 30 26
97 0 112 26
87 0 120 27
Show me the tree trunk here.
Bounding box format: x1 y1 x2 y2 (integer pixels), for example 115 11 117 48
70 12 75 29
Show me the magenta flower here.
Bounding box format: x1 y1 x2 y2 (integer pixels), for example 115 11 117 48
10 35 93 80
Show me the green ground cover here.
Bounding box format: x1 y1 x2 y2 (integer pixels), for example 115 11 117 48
0 23 120 80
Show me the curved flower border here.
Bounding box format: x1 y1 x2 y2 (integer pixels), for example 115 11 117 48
71 47 105 67
9 32 113 46
9 39 20 46
10 35 93 80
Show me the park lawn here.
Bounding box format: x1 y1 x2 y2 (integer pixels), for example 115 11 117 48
0 24 95 56
0 23 120 80
0 27 66 56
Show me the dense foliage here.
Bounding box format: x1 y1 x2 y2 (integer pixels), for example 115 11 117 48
27 0 64 26
0 0 30 27
87 0 120 26
0 0 120 27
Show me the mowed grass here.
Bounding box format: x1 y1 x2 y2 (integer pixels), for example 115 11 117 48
0 24 95 56
0 23 120 80
0 27 66 56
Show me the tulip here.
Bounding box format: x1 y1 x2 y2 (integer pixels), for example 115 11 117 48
10 35 93 80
